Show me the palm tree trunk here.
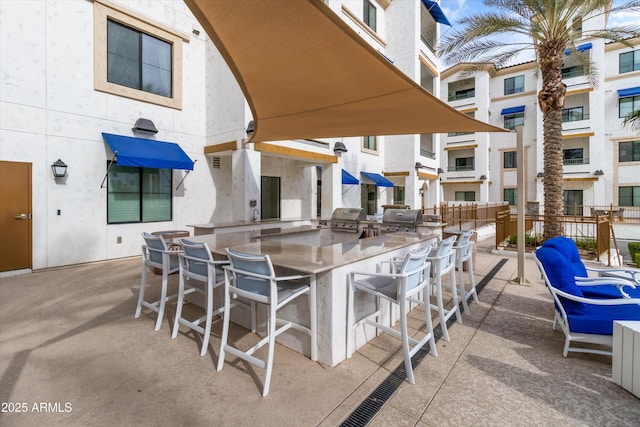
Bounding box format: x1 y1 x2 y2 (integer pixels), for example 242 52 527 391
538 42 567 240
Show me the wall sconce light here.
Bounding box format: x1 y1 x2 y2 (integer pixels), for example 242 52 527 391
594 170 604 176
51 159 67 178
333 141 348 153
415 162 425 169
419 188 424 196
132 118 158 134
246 120 254 137
480 175 487 180
437 167 444 174
536 172 544 178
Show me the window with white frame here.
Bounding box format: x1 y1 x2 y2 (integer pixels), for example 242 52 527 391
504 112 524 130
503 151 517 169
362 136 377 152
503 188 517 206
619 140 640 162
619 50 640 74
620 95 640 119
363 0 377 32
619 186 640 206
504 75 524 95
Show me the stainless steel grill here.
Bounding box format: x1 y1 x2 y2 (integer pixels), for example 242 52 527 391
380 209 423 233
330 208 366 233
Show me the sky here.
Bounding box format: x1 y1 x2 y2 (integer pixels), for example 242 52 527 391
438 0 639 64
441 0 640 31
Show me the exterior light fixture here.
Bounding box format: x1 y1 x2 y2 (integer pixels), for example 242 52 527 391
51 159 67 178
537 172 544 178
437 167 444 174
480 175 487 180
415 162 425 169
334 141 348 153
246 120 254 137
132 118 158 134
594 170 604 176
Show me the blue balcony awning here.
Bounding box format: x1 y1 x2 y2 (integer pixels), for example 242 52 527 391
501 105 526 115
361 172 394 187
342 169 359 185
564 42 592 55
102 133 194 170
422 1 452 26
618 87 640 98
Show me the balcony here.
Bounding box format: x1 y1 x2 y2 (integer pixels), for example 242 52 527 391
563 157 590 166
562 66 589 80
420 148 436 159
448 164 475 172
562 111 589 122
448 89 475 101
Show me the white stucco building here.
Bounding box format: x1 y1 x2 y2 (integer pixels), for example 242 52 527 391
0 0 451 271
440 13 640 212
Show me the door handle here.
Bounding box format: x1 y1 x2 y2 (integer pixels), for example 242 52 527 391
14 213 28 220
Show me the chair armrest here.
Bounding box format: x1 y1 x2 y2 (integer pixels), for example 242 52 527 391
575 277 636 288
586 266 640 283
552 287 640 306
274 274 311 282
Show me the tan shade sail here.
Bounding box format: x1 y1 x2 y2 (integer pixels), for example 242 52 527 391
185 0 506 142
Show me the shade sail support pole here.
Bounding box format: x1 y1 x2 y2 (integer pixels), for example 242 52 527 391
175 159 197 190
100 152 118 189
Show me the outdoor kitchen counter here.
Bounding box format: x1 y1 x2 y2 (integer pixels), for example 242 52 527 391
187 217 315 235
187 230 438 366
189 229 435 274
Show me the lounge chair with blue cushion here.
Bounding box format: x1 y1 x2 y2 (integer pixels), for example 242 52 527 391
535 246 640 357
541 236 640 299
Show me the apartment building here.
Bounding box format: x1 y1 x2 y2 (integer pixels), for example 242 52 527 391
441 14 640 213
0 0 453 270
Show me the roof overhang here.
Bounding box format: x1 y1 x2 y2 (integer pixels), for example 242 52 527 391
184 0 506 143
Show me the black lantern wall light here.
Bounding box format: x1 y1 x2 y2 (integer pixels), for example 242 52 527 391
51 159 67 178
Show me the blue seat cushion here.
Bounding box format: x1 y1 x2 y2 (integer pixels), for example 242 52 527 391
536 247 585 315
567 303 640 335
542 236 588 277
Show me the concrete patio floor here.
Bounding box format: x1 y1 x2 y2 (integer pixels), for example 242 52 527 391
1 235 639 426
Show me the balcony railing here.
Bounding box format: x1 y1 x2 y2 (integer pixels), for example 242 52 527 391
562 112 590 122
563 157 589 165
420 35 436 54
420 148 436 159
448 90 475 101
448 165 475 172
562 67 588 79
447 131 474 137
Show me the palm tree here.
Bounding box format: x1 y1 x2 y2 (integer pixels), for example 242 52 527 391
440 0 640 240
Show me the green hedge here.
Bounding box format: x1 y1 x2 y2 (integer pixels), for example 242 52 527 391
629 241 640 266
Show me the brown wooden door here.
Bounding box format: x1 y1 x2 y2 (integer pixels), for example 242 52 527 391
0 161 32 271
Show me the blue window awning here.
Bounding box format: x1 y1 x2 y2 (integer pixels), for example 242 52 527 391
102 133 194 170
501 105 526 115
361 172 394 187
422 1 452 26
342 169 359 185
618 87 640 98
564 42 592 55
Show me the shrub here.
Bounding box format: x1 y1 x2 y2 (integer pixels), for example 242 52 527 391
575 238 597 253
628 241 640 265
635 253 640 268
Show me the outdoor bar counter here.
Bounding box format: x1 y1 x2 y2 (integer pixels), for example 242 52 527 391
188 228 438 367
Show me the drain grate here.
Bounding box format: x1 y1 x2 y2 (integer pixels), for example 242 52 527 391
339 258 508 427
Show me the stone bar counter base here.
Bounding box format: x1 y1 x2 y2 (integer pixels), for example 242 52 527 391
189 228 438 366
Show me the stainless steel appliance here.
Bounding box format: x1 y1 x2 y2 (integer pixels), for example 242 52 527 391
330 208 366 233
380 209 423 233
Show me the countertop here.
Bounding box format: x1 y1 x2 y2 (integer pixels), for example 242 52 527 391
188 230 437 275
